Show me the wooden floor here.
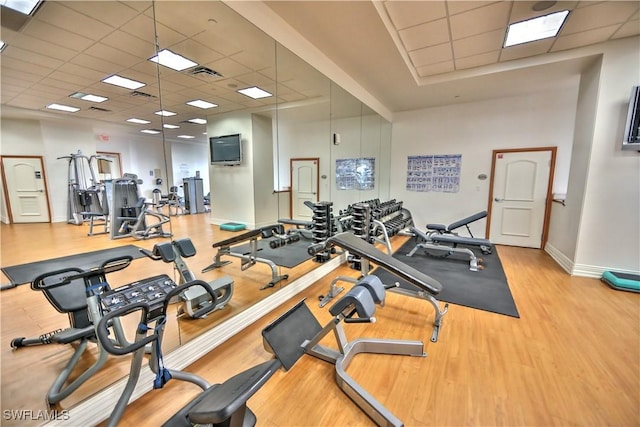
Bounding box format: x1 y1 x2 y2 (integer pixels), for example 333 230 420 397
1 214 639 426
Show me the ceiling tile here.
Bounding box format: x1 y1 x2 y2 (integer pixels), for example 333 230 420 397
206 57 252 79
101 30 156 59
168 39 225 66
456 50 501 69
70 53 129 76
562 1 640 35
509 1 578 23
416 60 455 77
552 25 620 51
22 20 94 52
612 19 640 39
409 42 453 67
447 1 501 16
3 45 64 70
59 1 144 28
6 32 78 62
399 18 450 51
453 29 505 58
48 69 95 87
1 56 53 77
85 43 143 69
500 38 555 61
384 1 446 30
35 2 114 41
57 62 107 82
450 1 511 40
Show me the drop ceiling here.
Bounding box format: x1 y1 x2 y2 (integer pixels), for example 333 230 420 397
1 1 639 144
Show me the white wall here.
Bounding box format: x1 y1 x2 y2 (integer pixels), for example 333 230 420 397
170 142 210 199
252 114 279 227
390 87 580 238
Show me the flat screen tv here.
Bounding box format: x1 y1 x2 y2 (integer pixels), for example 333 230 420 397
210 133 242 165
622 85 640 151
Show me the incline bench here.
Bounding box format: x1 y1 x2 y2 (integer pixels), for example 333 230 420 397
309 232 448 342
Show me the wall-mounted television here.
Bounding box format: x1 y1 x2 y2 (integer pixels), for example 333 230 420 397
210 133 242 165
622 85 640 151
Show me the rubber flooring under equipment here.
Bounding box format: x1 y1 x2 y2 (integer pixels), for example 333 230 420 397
371 239 519 317
230 237 313 269
1 245 146 287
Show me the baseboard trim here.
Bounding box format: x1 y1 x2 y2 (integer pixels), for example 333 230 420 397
544 242 574 274
44 253 346 427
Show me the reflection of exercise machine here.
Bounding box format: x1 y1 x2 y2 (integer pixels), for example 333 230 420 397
58 150 110 234
111 174 172 240
140 237 234 318
10 256 132 408
202 225 289 290
95 278 280 427
407 211 492 272
310 231 448 342
262 275 425 427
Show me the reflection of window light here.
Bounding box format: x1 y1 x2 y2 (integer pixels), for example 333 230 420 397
504 10 569 47
186 99 218 109
2 0 41 15
46 103 79 113
237 86 272 99
101 75 146 90
149 49 198 71
187 118 206 124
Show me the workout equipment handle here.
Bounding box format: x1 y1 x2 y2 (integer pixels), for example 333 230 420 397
344 317 376 324
163 280 218 319
139 248 162 261
96 303 157 356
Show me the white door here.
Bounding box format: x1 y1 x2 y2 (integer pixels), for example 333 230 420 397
291 159 318 221
2 156 50 223
489 150 552 248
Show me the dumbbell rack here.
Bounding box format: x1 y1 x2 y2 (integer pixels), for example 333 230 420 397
311 201 337 263
349 203 371 271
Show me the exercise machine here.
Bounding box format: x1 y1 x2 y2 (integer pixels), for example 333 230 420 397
310 231 448 342
95 277 280 427
10 256 132 408
140 237 234 318
58 150 110 234
202 225 289 290
262 275 425 427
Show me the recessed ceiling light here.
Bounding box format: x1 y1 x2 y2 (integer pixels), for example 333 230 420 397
46 103 79 113
127 118 151 124
178 135 195 139
163 124 180 129
141 129 161 134
70 92 108 103
149 49 198 71
187 118 207 124
504 10 569 47
237 86 272 99
101 75 146 90
3 0 41 15
186 99 218 109
155 110 177 117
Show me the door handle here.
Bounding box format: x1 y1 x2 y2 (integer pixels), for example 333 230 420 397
494 197 503 202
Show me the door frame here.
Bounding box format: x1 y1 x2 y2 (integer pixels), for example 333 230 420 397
1 155 52 224
485 147 556 248
289 157 320 219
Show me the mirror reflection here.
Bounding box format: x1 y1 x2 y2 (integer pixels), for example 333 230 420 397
0 1 392 424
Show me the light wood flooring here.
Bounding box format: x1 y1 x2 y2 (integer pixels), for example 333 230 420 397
1 213 638 426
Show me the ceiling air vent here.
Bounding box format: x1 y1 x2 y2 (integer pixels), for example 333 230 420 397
190 66 223 78
89 106 111 112
130 90 156 98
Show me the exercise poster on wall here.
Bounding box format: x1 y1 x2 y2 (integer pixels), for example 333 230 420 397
336 157 375 190
406 154 461 193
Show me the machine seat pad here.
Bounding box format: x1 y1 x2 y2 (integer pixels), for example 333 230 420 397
212 228 263 248
429 233 491 247
426 223 447 232
446 211 488 232
187 360 281 425
355 275 386 305
173 238 197 258
329 232 443 296
329 286 376 319
52 326 95 344
152 242 176 263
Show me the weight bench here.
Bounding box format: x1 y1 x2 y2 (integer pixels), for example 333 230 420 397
408 226 493 272
202 226 288 290
309 232 448 342
262 275 425 427
427 210 488 236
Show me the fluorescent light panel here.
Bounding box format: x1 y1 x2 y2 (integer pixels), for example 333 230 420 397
3 0 41 15
504 10 569 47
155 110 177 117
163 124 180 129
70 92 108 103
149 49 198 71
237 86 272 99
46 103 79 113
101 75 146 90
127 118 151 124
187 118 206 124
186 99 218 109
178 135 195 139
0 40 5 52
141 129 161 134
